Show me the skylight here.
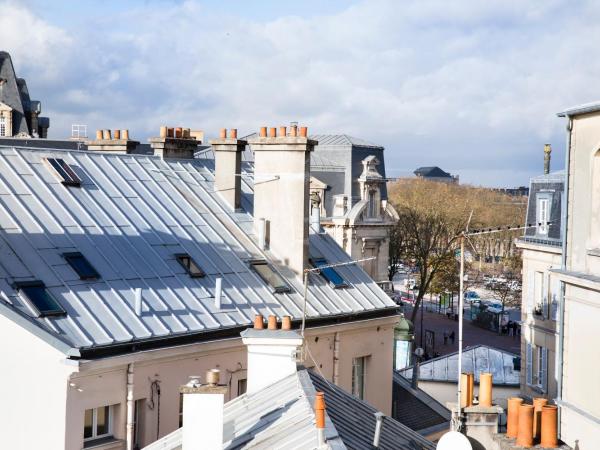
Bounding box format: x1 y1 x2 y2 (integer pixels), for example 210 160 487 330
311 258 348 289
175 254 206 278
250 260 290 293
16 281 66 317
47 158 82 186
63 252 100 280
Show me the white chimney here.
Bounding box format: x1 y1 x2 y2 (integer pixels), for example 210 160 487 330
248 126 316 276
180 369 227 450
241 318 303 395
209 128 246 211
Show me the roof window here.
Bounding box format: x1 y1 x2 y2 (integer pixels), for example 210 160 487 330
63 252 100 280
47 158 81 186
16 281 66 317
311 258 348 289
175 254 206 278
250 260 290 293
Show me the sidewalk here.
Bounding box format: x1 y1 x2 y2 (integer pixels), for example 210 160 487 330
405 305 521 358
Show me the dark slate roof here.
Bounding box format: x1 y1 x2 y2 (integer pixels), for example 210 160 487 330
392 371 450 434
309 370 436 450
413 166 452 178
522 170 565 245
0 51 29 135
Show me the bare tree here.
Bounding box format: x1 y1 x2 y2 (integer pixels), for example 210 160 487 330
388 223 406 283
486 254 523 332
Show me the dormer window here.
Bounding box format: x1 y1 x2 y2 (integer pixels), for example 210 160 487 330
46 158 82 186
311 257 348 289
537 195 550 235
63 252 100 280
15 281 66 317
368 190 377 218
250 260 290 293
0 116 6 136
175 254 206 278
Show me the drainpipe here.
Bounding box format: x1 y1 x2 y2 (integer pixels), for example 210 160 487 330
126 363 135 450
332 332 340 385
556 117 572 438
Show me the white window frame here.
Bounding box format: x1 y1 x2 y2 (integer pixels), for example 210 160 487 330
537 196 550 235
84 405 113 442
0 116 5 137
352 356 367 400
526 344 547 392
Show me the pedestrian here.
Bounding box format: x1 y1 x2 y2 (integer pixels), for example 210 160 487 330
443 331 448 345
508 321 513 336
449 331 455 345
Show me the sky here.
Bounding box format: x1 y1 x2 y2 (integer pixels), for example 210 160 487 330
2 0 600 187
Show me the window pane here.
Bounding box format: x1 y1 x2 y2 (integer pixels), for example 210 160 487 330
352 357 365 400
251 261 290 293
64 253 100 280
96 406 109 436
18 282 65 316
176 254 205 278
312 258 347 288
48 158 81 186
238 378 247 396
84 409 93 439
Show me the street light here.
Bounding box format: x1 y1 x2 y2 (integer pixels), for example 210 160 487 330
393 314 414 371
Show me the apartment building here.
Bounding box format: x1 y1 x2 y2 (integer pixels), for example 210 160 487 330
0 126 400 450
516 146 564 403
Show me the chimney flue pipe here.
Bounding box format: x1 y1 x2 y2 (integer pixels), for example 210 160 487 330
544 144 551 175
315 392 326 447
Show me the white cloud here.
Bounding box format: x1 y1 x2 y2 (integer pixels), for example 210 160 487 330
3 0 600 186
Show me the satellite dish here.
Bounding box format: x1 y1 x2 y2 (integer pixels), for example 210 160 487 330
436 431 472 450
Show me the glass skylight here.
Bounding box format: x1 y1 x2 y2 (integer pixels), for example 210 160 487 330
63 252 100 280
16 281 66 317
250 260 290 293
175 254 206 278
47 158 82 186
311 257 348 289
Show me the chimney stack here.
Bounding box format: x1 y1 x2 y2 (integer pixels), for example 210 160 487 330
544 144 551 175
209 128 246 211
180 369 228 450
241 316 303 394
86 129 139 153
315 392 326 447
248 126 317 275
148 126 199 159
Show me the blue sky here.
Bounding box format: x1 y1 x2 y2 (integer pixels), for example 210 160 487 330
3 0 600 186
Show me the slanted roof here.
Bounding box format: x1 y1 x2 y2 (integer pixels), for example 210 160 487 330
392 371 451 434
143 368 434 450
557 100 600 117
399 345 520 386
309 134 382 149
0 51 29 135
0 145 397 357
413 166 451 178
530 170 565 183
309 371 435 449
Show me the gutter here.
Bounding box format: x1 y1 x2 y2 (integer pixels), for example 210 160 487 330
76 306 401 360
556 115 572 437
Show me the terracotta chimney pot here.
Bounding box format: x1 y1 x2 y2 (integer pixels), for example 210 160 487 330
102 129 111 140
220 128 227 139
167 127 174 138
160 126 168 138
113 129 121 140
533 397 548 440
290 125 298 137
478 373 493 407
267 315 277 330
183 128 190 138
175 127 183 138
230 128 238 139
315 392 326 429
516 404 535 447
279 126 287 137
507 397 523 438
281 316 292 330
460 373 472 408
205 368 220 386
299 126 308 137
253 314 264 329
96 129 103 140
259 127 267 137
269 127 277 138
122 129 129 140
540 405 558 448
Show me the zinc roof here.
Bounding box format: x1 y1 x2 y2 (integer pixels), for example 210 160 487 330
0 145 397 354
399 345 520 386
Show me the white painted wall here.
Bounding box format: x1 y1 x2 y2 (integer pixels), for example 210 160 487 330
0 314 76 450
416 380 518 407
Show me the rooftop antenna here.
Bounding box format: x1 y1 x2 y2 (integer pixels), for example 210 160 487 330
71 124 87 140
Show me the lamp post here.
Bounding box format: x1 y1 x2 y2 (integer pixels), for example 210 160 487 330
393 314 414 371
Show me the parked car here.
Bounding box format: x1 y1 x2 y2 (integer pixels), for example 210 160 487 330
464 290 480 301
403 278 416 289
